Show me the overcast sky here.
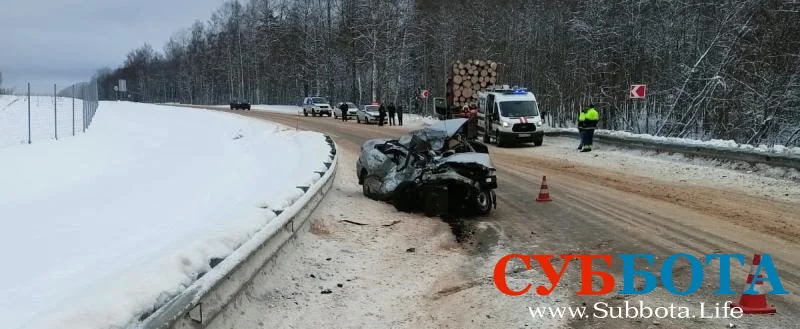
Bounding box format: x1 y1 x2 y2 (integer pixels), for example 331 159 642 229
0 0 224 93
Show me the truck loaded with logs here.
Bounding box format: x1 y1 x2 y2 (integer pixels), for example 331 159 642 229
440 59 544 147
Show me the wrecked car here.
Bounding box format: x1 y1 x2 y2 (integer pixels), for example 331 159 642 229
356 118 497 216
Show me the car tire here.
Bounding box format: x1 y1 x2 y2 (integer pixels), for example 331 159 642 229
303 109 308 117
472 189 492 215
482 130 490 143
533 136 543 146
495 130 505 147
357 116 361 123
392 182 417 212
362 175 382 200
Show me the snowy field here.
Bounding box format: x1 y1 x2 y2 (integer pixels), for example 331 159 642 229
0 102 330 329
0 95 86 149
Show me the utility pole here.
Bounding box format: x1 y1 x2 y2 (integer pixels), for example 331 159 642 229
238 24 245 100
27 83 31 144
54 84 58 140
72 85 75 136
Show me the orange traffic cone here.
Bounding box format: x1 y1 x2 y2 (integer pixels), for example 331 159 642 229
536 176 552 202
731 253 776 314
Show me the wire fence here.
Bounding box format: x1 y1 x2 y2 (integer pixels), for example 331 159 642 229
0 79 98 149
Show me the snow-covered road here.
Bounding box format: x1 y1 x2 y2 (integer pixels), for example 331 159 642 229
0 101 330 329
198 104 440 129
203 108 800 329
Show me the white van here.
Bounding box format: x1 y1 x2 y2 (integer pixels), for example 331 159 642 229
476 85 544 146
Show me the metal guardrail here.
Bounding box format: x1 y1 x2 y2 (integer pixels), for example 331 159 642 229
544 130 800 171
132 136 338 329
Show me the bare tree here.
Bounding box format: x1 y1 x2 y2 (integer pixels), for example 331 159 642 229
94 0 800 146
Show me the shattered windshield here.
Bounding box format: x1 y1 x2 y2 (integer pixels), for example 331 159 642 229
405 128 447 152
499 101 539 118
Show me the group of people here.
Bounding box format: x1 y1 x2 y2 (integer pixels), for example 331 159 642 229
577 104 600 152
377 103 403 126
338 102 403 126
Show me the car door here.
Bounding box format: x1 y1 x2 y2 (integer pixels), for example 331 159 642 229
485 94 496 130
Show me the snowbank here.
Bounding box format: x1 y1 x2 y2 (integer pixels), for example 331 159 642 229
543 125 800 156
402 114 439 128
0 102 330 329
0 95 86 149
252 104 302 114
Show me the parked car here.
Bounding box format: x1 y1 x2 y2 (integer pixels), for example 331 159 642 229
301 97 332 117
356 104 380 124
230 100 251 110
334 102 358 119
356 118 497 216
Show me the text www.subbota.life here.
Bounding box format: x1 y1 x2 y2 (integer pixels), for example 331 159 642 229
529 301 744 320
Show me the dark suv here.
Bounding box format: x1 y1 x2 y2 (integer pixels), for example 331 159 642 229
230 100 251 110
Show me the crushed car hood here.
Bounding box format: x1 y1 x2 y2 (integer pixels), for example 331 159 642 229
437 153 494 169
425 118 469 139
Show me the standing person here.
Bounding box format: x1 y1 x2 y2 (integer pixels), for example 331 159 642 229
397 104 404 126
467 103 479 140
339 102 349 122
388 102 396 126
580 104 600 152
577 107 587 150
378 103 386 126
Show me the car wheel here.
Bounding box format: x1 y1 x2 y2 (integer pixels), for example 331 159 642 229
534 136 543 146
304 109 308 117
362 175 382 200
472 189 492 215
482 130 490 143
357 116 361 123
328 112 332 117
392 182 418 212
495 130 504 147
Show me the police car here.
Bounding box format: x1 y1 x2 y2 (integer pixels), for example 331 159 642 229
301 96 333 117
476 85 544 146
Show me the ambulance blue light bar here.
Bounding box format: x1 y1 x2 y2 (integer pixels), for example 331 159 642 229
511 88 527 94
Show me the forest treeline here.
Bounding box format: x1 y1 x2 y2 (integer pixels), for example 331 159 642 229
95 0 800 146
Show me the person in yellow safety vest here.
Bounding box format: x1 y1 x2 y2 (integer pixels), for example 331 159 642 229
577 108 587 150
580 104 600 152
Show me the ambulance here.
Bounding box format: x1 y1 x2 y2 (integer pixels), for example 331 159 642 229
476 85 544 146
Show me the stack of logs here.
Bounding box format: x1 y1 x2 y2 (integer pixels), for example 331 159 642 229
450 59 499 108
